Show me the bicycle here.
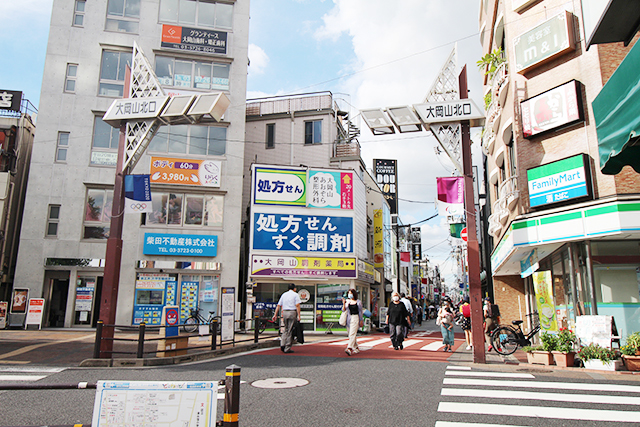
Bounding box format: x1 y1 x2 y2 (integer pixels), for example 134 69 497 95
183 307 221 334
257 308 280 334
491 312 540 355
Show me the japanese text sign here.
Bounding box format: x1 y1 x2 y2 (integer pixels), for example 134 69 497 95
252 213 353 253
150 157 221 187
527 154 590 207
374 159 398 215
0 90 22 112
162 24 227 55
102 96 168 125
513 10 575 74
307 169 353 209
413 99 484 125
144 233 218 257
251 255 357 278
373 209 383 268
521 80 583 138
253 166 306 206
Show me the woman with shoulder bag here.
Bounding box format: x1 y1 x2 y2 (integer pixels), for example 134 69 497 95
342 289 363 356
385 291 411 350
438 299 455 352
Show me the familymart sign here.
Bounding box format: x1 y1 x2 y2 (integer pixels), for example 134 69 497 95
527 154 591 208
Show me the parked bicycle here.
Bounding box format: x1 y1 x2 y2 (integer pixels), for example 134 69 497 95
490 312 540 355
183 307 221 334
257 308 280 334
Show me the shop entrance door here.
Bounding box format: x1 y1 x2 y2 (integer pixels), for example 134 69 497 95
48 279 69 328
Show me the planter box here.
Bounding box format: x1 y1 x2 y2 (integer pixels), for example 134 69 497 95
527 351 554 365
622 355 640 371
552 351 575 368
583 359 623 371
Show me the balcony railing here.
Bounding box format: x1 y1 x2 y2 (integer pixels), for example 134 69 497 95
486 98 502 132
499 176 519 211
333 141 361 158
246 92 334 116
482 128 496 155
491 62 509 107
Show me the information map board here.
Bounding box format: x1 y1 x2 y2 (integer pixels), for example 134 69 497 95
92 381 217 427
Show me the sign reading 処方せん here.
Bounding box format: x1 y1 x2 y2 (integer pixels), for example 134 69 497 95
527 154 591 208
253 166 307 206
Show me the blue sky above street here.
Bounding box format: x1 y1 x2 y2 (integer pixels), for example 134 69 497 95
1 0 485 290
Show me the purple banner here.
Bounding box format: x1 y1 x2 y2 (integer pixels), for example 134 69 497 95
437 176 464 204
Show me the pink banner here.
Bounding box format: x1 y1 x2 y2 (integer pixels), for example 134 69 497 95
437 177 464 204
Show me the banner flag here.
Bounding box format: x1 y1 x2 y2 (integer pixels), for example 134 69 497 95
437 176 464 217
125 174 152 214
449 223 466 238
400 251 410 267
532 270 558 332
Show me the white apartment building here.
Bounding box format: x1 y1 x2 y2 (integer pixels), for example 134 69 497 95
13 0 249 328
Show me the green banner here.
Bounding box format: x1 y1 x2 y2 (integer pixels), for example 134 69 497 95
532 270 558 332
450 223 465 238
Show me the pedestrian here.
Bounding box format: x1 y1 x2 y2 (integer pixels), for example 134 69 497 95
459 296 472 350
400 293 413 337
386 291 411 350
341 288 363 356
483 297 497 352
272 283 301 353
438 299 455 352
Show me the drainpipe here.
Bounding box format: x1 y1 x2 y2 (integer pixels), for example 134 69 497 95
585 241 598 315
567 243 580 317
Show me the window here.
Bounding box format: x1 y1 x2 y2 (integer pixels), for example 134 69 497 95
155 56 230 91
73 0 86 26
83 189 114 239
507 136 517 177
149 124 226 156
145 192 223 227
65 64 78 93
106 0 140 33
56 132 69 162
159 0 233 30
266 124 275 149
305 120 322 144
46 205 60 237
99 50 131 97
91 116 119 166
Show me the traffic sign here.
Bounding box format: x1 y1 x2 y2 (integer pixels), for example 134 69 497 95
461 227 468 242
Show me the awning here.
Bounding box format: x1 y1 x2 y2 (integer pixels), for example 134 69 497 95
585 0 640 49
592 38 640 175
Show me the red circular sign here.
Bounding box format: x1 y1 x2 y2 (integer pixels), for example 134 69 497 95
166 308 179 326
461 227 468 242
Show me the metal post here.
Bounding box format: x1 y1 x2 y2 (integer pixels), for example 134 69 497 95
211 319 218 350
459 66 486 364
585 241 598 315
223 365 241 427
254 316 259 343
137 322 146 359
93 321 103 359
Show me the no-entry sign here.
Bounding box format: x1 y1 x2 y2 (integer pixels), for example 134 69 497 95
461 227 468 242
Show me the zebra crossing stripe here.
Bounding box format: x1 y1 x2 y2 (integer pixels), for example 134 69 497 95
446 366 472 370
388 339 422 349
443 378 640 393
445 371 535 379
435 422 531 427
359 338 391 349
328 337 375 346
420 342 445 351
0 374 47 381
441 388 640 406
438 402 640 423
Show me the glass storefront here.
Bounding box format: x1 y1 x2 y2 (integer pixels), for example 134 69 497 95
73 275 101 327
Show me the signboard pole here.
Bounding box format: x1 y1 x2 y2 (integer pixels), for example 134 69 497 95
459 66 486 364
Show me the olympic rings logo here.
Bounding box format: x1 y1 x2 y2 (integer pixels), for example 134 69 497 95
128 203 148 211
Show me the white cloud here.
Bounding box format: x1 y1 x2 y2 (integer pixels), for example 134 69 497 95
248 44 270 75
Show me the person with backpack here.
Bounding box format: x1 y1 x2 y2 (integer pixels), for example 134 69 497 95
459 296 472 350
483 297 500 352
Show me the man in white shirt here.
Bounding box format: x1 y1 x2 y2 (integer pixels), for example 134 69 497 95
272 284 301 353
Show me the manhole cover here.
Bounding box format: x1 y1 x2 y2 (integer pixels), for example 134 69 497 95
251 378 309 389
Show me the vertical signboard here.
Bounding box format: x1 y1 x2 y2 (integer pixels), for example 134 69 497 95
374 159 398 215
25 298 45 329
221 287 235 342
307 169 354 209
373 209 384 268
532 270 558 332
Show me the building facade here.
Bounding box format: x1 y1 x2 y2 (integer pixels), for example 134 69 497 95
13 0 249 328
480 0 640 340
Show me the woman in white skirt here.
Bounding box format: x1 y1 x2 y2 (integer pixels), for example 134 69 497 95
342 288 363 356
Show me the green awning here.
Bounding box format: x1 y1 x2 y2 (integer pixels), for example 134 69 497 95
593 39 640 175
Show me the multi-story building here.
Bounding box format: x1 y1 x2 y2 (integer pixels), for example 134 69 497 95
13 0 249 328
242 92 392 328
0 92 36 322
480 0 640 339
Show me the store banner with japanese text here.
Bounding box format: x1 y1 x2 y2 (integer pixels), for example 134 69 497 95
252 213 353 253
251 255 356 278
532 270 558 332
150 156 221 187
307 169 353 209
437 176 464 217
253 165 306 206
374 159 398 215
373 209 383 267
143 233 218 257
161 24 227 55
124 174 152 214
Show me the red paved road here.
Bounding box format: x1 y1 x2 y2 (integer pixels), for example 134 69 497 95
260 331 467 362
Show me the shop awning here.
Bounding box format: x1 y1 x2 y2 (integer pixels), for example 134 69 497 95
592 38 640 175
586 0 640 49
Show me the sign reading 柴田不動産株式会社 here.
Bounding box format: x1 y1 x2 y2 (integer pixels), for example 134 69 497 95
527 154 591 208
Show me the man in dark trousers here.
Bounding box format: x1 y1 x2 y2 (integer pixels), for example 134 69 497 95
272 284 301 353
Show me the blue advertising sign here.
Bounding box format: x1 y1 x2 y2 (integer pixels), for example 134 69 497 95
252 213 353 253
144 233 218 257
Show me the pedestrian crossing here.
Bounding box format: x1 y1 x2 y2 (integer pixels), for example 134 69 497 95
435 365 640 425
326 336 454 351
0 366 65 384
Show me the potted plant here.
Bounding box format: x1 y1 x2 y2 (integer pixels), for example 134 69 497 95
621 331 640 371
579 343 622 371
551 328 577 368
523 343 554 365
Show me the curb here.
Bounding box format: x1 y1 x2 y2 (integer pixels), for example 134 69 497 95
79 340 281 368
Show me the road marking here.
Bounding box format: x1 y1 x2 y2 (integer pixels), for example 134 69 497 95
388 339 422 349
438 402 640 422
0 366 65 373
411 331 435 337
435 422 531 427
446 366 472 370
0 334 94 361
441 388 640 406
420 342 445 351
328 337 375 346
0 374 47 381
445 371 535 379
0 361 30 365
443 378 640 393
359 338 391 349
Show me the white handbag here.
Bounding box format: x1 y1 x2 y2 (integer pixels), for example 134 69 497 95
339 310 348 326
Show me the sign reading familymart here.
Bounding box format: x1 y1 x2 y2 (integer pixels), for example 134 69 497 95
527 154 592 208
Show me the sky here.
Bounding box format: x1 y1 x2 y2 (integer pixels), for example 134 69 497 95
0 0 485 293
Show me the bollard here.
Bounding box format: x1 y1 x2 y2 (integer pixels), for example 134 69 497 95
223 365 241 427
137 322 146 358
93 321 103 359
211 319 218 350
254 316 259 343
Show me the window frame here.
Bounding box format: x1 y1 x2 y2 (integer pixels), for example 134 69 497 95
158 0 234 31
148 123 227 156
155 55 231 91
64 63 78 93
105 0 141 34
266 123 275 149
46 204 61 237
143 191 224 228
98 50 131 98
83 188 114 240
90 116 120 167
304 119 322 145
73 0 86 27
56 132 69 163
